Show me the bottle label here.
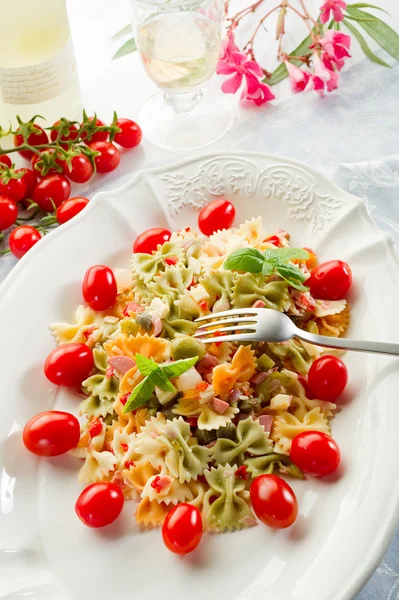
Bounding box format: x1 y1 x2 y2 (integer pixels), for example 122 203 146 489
0 38 76 105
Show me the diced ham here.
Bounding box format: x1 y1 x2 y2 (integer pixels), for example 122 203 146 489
250 371 269 385
108 355 136 374
123 302 144 317
212 398 229 414
228 388 242 403
205 373 214 384
252 300 266 308
105 365 115 379
197 354 219 374
151 313 162 337
257 414 273 434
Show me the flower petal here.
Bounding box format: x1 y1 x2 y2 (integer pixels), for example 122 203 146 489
221 72 243 94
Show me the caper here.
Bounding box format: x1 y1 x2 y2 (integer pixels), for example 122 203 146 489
194 428 217 445
170 335 206 361
216 423 237 441
238 397 261 413
136 312 153 332
161 404 177 420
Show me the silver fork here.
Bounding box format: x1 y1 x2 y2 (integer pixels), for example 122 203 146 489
193 308 399 356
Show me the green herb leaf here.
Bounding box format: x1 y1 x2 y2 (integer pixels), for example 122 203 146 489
265 32 313 86
276 263 307 283
123 374 157 412
347 3 390 15
160 356 199 379
345 7 399 60
135 353 159 377
262 262 274 276
223 248 265 273
343 19 391 66
151 370 177 393
273 247 309 262
112 37 137 60
111 24 133 41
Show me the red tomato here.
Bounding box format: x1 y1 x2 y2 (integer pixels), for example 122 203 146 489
198 199 235 236
307 260 352 300
14 125 49 159
56 197 89 224
250 474 298 529
44 342 94 387
23 411 80 457
9 225 41 258
290 431 341 477
76 482 124 528
114 118 142 148
263 235 281 247
89 141 120 173
62 154 93 183
15 168 37 199
33 174 70 212
133 227 171 254
81 117 108 144
308 355 348 402
0 196 18 230
162 503 203 554
0 173 27 202
82 265 117 311
50 120 79 144
0 155 12 168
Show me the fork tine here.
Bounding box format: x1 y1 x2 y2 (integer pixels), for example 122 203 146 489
195 324 257 336
195 308 260 323
193 333 258 344
195 316 258 329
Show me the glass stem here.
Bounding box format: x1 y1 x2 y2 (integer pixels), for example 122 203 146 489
164 90 203 116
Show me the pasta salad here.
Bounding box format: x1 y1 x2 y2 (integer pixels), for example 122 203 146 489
23 198 352 554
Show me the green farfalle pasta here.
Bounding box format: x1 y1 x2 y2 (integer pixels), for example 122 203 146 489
245 453 304 479
147 265 194 306
199 269 237 306
203 464 255 532
161 305 198 339
79 346 119 418
131 241 185 284
232 273 288 310
267 339 313 374
210 416 273 465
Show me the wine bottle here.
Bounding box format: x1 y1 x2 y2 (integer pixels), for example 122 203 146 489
0 0 81 130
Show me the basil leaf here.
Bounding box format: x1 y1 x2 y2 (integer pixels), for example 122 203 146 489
135 353 159 376
160 356 199 378
263 249 279 264
274 247 310 262
343 19 390 66
276 264 307 282
224 248 265 273
345 7 399 60
124 374 156 412
112 37 137 60
278 275 309 292
262 262 274 276
151 370 177 393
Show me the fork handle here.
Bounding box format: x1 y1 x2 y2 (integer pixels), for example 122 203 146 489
295 329 399 357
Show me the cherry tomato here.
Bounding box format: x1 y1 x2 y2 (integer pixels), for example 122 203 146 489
114 118 142 148
75 482 124 528
308 355 348 402
162 503 202 554
14 125 49 160
82 265 118 311
133 227 171 254
0 196 18 230
307 260 352 300
33 174 70 212
23 410 80 457
15 168 37 199
44 342 94 387
56 197 89 225
0 155 12 168
290 431 341 477
0 173 27 202
9 225 41 258
62 154 93 183
89 141 120 173
50 120 79 144
81 117 108 144
198 199 235 236
250 474 298 529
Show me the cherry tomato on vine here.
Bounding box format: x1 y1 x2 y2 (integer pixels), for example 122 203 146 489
198 199 235 236
14 125 49 160
81 117 108 144
56 197 89 225
31 148 61 176
88 141 120 173
0 173 27 202
0 196 18 230
50 120 79 144
0 155 12 168
15 168 37 199
75 482 124 528
114 118 142 148
250 474 298 529
307 355 348 402
44 342 94 387
307 260 352 301
32 174 70 212
162 503 203 554
62 154 93 183
9 225 41 258
23 411 80 457
133 228 171 254
82 265 117 311
290 431 341 477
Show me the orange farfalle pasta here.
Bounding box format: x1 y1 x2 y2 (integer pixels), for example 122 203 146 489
212 345 257 398
135 496 171 528
123 461 159 494
114 400 151 435
104 333 170 361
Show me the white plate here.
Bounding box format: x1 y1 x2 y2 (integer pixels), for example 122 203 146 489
1 152 399 600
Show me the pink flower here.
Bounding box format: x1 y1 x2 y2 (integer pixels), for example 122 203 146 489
242 73 275 105
217 31 240 69
320 0 347 24
284 61 311 93
307 54 339 96
320 30 351 68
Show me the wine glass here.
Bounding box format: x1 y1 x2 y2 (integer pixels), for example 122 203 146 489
127 0 233 150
